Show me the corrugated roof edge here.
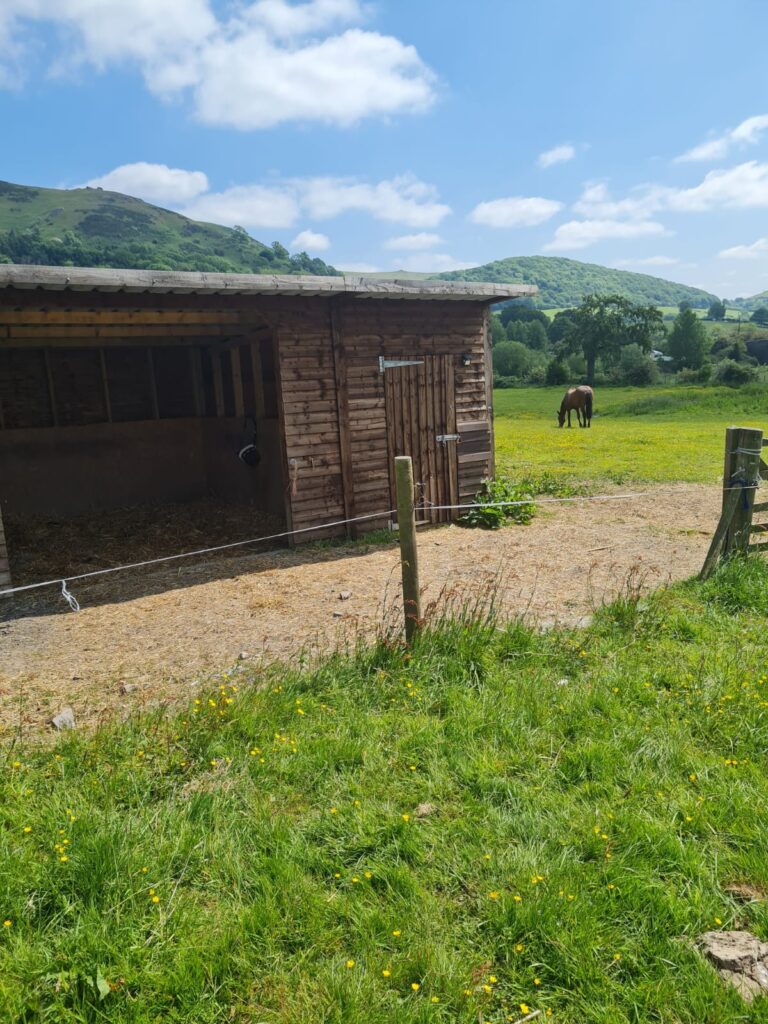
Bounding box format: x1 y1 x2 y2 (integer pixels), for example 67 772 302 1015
0 265 537 302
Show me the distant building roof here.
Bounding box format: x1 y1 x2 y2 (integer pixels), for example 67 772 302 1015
0 265 537 303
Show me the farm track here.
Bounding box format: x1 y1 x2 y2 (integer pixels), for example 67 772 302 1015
0 482 721 735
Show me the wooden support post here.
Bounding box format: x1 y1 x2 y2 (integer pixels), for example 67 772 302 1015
395 455 422 642
701 425 763 578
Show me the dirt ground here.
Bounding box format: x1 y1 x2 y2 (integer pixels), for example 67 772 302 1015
0 483 721 735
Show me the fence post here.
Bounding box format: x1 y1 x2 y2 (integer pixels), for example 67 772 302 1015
701 425 763 578
395 456 422 642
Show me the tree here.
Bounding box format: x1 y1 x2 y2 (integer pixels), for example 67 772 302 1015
614 344 659 386
499 304 549 329
708 299 726 321
678 299 692 313
490 316 506 346
667 308 708 369
751 306 768 326
562 294 665 386
548 308 577 344
524 320 549 351
493 341 533 378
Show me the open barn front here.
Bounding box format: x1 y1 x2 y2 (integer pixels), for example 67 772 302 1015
0 293 287 596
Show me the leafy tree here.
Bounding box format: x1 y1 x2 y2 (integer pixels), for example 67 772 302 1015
545 359 569 385
548 308 577 344
490 316 506 346
708 299 726 321
613 344 659 386
562 294 665 385
667 308 708 369
493 341 533 378
715 359 757 387
525 320 549 351
678 299 692 313
751 306 768 326
500 304 549 329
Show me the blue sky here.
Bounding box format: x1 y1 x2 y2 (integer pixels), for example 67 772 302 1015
1 0 768 297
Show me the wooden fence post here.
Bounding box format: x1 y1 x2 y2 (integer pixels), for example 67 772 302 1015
395 456 422 642
701 425 763 578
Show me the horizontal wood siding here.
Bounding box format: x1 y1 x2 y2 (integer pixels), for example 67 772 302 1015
276 300 345 538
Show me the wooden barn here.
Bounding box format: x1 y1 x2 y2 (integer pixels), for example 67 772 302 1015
0 266 536 589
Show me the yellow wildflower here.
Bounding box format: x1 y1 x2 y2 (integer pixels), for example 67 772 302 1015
346 959 355 969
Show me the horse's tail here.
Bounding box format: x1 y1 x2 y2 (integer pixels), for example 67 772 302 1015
585 390 593 421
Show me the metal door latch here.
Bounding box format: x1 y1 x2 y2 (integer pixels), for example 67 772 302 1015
436 434 460 444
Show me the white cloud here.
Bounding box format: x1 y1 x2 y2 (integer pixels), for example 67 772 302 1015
383 232 444 251
394 253 474 273
341 262 382 273
537 144 576 169
290 228 330 252
0 0 436 129
718 237 768 260
666 161 768 212
544 219 669 251
572 182 664 220
469 196 563 228
181 184 300 229
89 163 449 232
297 174 451 227
676 114 768 162
614 255 680 267
86 162 209 204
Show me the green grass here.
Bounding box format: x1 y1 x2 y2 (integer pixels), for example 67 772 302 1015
494 384 768 486
3 558 768 1022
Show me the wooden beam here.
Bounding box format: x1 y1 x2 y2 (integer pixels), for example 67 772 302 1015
0 310 254 325
230 348 244 418
250 339 266 419
330 298 356 537
190 347 205 417
99 348 112 423
1 334 208 349
211 351 225 417
273 331 295 541
147 348 159 419
43 348 59 426
1 324 245 339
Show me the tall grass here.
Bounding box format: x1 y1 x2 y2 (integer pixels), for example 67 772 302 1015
2 559 768 1022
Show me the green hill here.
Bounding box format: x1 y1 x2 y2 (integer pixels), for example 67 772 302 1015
436 255 718 309
0 179 338 276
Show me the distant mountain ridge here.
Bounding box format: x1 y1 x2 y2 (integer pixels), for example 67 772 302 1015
436 255 719 309
0 179 338 276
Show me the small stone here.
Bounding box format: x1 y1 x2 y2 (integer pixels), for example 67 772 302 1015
725 883 766 903
339 591 352 601
120 683 138 695
333 610 344 618
50 707 75 731
238 651 249 661
414 802 436 819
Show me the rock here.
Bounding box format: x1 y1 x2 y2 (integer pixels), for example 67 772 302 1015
725 883 766 903
50 707 76 731
333 610 344 618
238 651 249 661
699 931 768 1002
339 591 352 601
414 802 436 819
119 683 138 695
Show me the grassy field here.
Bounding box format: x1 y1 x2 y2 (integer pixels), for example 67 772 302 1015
494 384 768 486
3 558 768 1022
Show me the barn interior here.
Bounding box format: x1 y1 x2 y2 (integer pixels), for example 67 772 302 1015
0 292 287 588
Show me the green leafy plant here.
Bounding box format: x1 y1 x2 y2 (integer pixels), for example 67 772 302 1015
459 475 535 529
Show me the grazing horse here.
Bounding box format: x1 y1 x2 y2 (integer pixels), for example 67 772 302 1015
557 385 593 428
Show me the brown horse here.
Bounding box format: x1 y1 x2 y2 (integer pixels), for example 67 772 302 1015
557 385 593 428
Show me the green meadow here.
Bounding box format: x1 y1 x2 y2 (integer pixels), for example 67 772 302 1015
3 559 768 1022
494 384 768 486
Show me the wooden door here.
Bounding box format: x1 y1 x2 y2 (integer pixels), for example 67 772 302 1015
383 355 458 524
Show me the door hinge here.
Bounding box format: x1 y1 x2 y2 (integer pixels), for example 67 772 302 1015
379 356 424 373
436 433 461 444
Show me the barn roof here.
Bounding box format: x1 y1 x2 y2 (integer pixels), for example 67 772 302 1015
0 265 537 302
